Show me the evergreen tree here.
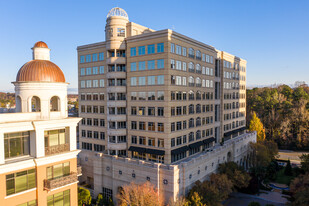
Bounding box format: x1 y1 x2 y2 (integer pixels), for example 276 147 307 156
249 112 266 142
284 159 293 176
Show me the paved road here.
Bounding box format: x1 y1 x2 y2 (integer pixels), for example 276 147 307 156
223 192 287 206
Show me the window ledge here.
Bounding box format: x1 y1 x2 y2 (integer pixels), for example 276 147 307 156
5 188 36 199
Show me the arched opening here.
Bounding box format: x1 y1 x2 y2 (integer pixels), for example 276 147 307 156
31 96 41 112
227 151 232 162
50 96 60 111
16 95 22 112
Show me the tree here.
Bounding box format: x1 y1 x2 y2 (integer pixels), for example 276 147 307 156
218 162 251 189
188 173 233 206
290 173 309 206
248 202 261 206
167 196 189 206
249 112 266 142
284 160 293 176
117 182 164 206
250 141 278 169
188 192 207 206
78 187 92 206
95 193 104 206
300 154 309 173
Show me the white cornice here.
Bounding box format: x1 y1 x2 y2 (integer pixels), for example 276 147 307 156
77 41 106 51
35 150 80 166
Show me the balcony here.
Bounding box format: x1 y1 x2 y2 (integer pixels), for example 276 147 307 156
44 172 78 190
45 143 70 156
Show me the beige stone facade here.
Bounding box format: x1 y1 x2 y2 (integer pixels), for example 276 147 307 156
77 7 255 203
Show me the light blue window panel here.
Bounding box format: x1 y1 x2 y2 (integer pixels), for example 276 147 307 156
86 55 91 62
92 53 98 62
139 61 146 71
80 55 85 63
93 67 98 74
86 67 92 75
131 77 137 86
131 62 137 71
131 47 136 56
139 77 146 85
99 66 104 74
138 46 145 55
148 76 156 85
157 59 164 69
148 60 155 70
148 44 155 54
80 68 85 76
157 75 164 85
157 43 164 53
99 52 104 61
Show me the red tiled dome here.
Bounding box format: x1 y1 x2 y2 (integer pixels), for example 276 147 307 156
33 41 48 48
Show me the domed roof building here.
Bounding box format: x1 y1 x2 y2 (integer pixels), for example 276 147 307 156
106 7 129 20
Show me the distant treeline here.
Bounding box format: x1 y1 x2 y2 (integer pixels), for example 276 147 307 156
0 92 15 107
247 85 309 151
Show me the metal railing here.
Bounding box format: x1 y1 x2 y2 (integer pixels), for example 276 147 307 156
44 172 77 190
45 143 70 156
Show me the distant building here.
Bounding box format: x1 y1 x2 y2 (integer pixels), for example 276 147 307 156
0 41 81 205
77 7 256 202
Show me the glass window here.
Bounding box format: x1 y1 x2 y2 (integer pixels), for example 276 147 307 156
131 77 137 86
80 81 85 88
157 91 164 100
157 43 164 53
44 129 67 150
47 190 70 206
131 62 137 71
148 44 155 54
93 67 98 75
6 169 36 196
157 75 164 85
86 54 91 62
182 47 187 56
148 76 156 85
86 67 91 75
99 79 105 87
80 68 85 76
93 80 98 88
138 61 146 71
147 60 155 70
92 53 98 62
80 55 85 63
86 80 91 88
4 132 30 159
138 77 146 86
138 46 145 55
99 52 104 61
157 59 164 69
17 200 37 206
99 66 104 74
131 47 136 56
47 162 70 180
170 43 175 53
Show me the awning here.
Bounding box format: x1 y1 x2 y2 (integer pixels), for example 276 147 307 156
171 146 189 155
146 148 165 156
203 137 215 144
128 146 146 153
189 140 204 149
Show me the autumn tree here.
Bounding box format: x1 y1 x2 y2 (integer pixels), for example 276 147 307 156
290 173 309 206
218 162 251 189
188 173 233 206
249 112 266 142
117 182 164 206
188 192 207 206
167 196 189 206
78 187 92 206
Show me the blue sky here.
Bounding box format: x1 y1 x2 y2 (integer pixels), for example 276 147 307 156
0 0 308 92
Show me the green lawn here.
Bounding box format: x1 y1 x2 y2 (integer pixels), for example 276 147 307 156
275 169 294 185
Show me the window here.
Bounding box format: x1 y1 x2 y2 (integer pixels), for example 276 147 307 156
157 59 164 69
176 61 182 70
80 68 85 76
99 66 104 74
131 121 137 130
86 67 91 75
99 79 105 87
171 138 175 147
93 80 98 88
131 107 137 115
158 139 164 148
176 45 182 55
171 59 175 69
148 44 155 54
44 129 67 151
148 107 155 116
157 75 164 85
117 28 125 37
157 91 164 100
148 92 155 100
81 81 85 88
138 107 145 115
148 122 155 131
139 92 146 100
138 46 145 55
80 55 85 63
158 107 164 116
139 61 146 71
86 80 91 88
148 76 156 85
92 53 98 62
47 162 70 180
183 62 187 71
131 92 137 100
131 77 137 86
157 43 164 53
132 136 137 144
171 43 175 53
183 47 187 56
139 136 146 145
148 60 155 70
86 54 91 62
4 132 30 159
6 169 36 196
158 123 164 132
47 190 70 206
131 47 136 56
138 77 146 86
17 200 37 206
99 52 104 61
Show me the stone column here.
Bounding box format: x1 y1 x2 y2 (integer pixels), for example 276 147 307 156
69 126 77 151
35 129 45 157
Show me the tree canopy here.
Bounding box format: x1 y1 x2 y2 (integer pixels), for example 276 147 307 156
249 112 266 142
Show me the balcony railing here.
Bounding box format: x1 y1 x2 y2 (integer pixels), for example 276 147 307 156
44 172 78 190
45 143 70 156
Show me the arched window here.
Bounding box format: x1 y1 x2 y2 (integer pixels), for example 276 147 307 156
196 104 201 113
50 96 60 111
189 104 195 114
196 118 201 127
31 96 41 112
189 118 194 128
189 91 194 100
188 76 195 87
202 66 206 74
202 79 206 87
189 132 194 142
189 48 195 58
196 78 201 87
189 62 194 72
196 64 201 74
16 95 22 112
196 130 201 139
196 50 201 60
196 91 201 100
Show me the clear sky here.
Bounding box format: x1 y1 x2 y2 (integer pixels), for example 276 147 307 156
0 0 308 92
